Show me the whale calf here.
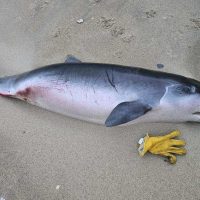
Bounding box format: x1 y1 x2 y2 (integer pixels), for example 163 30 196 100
0 55 200 127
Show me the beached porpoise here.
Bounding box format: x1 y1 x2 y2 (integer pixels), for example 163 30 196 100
0 55 200 126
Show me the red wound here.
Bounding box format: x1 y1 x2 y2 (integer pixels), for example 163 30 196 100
16 87 33 101
17 87 31 97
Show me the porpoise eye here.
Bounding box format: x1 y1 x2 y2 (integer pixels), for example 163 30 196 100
190 86 196 93
176 85 196 95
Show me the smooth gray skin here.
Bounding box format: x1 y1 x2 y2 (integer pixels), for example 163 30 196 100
0 56 200 126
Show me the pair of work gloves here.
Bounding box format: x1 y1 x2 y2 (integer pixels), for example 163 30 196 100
138 130 186 164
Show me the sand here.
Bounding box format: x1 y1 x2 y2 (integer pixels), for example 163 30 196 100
0 0 200 199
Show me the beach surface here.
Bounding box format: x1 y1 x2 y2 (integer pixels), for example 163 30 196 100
0 0 200 199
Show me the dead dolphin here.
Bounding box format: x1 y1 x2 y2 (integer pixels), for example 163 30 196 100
0 55 200 127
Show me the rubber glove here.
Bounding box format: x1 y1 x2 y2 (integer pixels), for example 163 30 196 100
138 130 186 164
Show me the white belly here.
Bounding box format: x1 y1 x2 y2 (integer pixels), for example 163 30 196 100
21 83 136 125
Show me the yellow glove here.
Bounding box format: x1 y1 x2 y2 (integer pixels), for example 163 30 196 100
138 130 186 164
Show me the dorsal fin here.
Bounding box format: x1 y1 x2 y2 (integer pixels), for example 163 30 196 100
65 55 82 63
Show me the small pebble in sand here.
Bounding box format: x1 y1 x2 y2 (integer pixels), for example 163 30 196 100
77 19 84 24
145 10 156 18
156 64 165 69
56 185 60 190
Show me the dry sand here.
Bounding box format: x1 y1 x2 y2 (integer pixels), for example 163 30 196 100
0 0 200 199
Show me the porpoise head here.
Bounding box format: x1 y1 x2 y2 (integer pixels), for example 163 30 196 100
161 77 200 123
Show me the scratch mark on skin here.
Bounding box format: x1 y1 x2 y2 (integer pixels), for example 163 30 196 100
49 78 67 92
105 70 118 92
85 92 88 99
69 90 73 98
92 86 96 94
93 74 102 86
91 76 97 94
